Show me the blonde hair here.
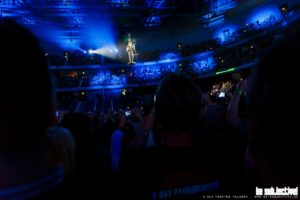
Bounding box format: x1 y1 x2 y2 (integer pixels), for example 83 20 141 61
45 127 76 178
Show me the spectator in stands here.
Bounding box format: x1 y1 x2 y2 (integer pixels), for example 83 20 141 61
121 73 226 199
203 103 246 193
110 112 137 172
0 19 64 199
110 112 126 171
98 110 117 172
45 127 76 179
60 113 95 175
226 79 248 136
128 105 156 149
120 122 136 158
127 108 144 136
245 32 300 188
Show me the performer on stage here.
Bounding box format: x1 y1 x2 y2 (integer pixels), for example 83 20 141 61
126 36 137 64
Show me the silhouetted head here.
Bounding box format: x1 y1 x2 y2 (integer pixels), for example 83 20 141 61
155 73 202 135
0 19 53 157
247 32 300 185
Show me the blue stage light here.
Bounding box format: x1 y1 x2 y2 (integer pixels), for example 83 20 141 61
214 24 239 44
247 5 281 29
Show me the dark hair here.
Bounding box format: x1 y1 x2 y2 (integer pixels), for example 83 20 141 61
154 73 202 134
247 32 300 184
0 19 53 154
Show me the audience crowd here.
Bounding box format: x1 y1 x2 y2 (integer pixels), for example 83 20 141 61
0 18 299 199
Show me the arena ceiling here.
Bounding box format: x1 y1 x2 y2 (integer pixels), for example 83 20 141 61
0 0 296 53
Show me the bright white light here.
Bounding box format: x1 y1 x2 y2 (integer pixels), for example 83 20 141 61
83 50 87 54
89 45 120 59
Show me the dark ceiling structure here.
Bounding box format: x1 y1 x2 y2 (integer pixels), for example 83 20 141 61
0 0 243 39
1 0 295 53
0 0 228 31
